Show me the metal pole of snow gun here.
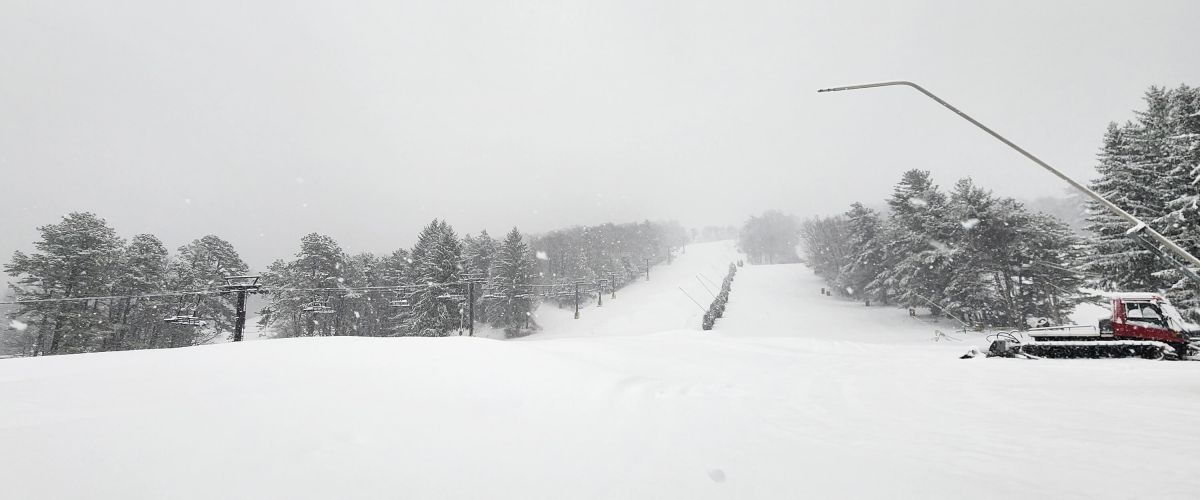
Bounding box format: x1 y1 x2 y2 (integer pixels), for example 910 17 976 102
678 287 708 313
817 81 1200 288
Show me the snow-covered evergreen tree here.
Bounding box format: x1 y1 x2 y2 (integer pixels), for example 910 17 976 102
375 248 412 335
1014 211 1086 324
403 220 464 336
941 180 1083 327
1155 85 1200 313
462 230 497 322
1085 86 1200 307
798 215 849 283
261 233 349 337
341 252 386 337
875 169 956 314
834 203 886 302
168 235 249 344
4 213 124 355
810 173 1085 328
529 220 681 306
490 228 537 337
1083 123 1152 288
940 179 1006 325
108 234 171 350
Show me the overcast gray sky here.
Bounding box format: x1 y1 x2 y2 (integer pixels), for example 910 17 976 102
2 0 1198 270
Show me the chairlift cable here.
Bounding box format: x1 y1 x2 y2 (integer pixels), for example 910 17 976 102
2 277 616 306
0 289 225 305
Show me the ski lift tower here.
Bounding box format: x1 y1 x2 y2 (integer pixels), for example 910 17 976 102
462 273 488 336
220 275 264 342
596 278 609 307
817 81 1200 286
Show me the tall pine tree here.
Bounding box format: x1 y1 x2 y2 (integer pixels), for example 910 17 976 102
490 228 537 337
168 235 249 344
5 213 124 355
403 220 464 336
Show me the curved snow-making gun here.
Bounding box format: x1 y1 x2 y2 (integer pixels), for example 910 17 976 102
820 81 1199 360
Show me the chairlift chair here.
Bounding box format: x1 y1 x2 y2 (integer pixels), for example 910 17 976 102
163 294 206 326
164 314 207 327
301 300 336 315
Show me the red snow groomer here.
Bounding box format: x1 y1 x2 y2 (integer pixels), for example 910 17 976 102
988 293 1197 360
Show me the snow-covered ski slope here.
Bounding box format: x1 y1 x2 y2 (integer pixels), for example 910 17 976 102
529 240 741 337
2 241 1199 500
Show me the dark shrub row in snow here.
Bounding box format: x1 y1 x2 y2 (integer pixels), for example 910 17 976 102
702 263 738 331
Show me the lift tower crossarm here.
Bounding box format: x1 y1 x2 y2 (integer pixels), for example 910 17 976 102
818 80 1200 284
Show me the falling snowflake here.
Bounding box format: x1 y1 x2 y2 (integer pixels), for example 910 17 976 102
535 251 549 261
961 218 980 229
908 197 928 208
9 320 28 331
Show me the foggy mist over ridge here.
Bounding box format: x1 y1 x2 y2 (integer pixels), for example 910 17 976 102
3 0 1198 270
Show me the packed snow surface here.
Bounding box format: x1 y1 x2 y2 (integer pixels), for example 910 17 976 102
2 241 1199 499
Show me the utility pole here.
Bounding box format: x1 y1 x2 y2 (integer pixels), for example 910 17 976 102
467 281 475 336
610 273 617 299
234 292 247 341
644 258 650 281
574 281 581 319
220 276 263 342
818 80 1200 287
463 273 485 336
